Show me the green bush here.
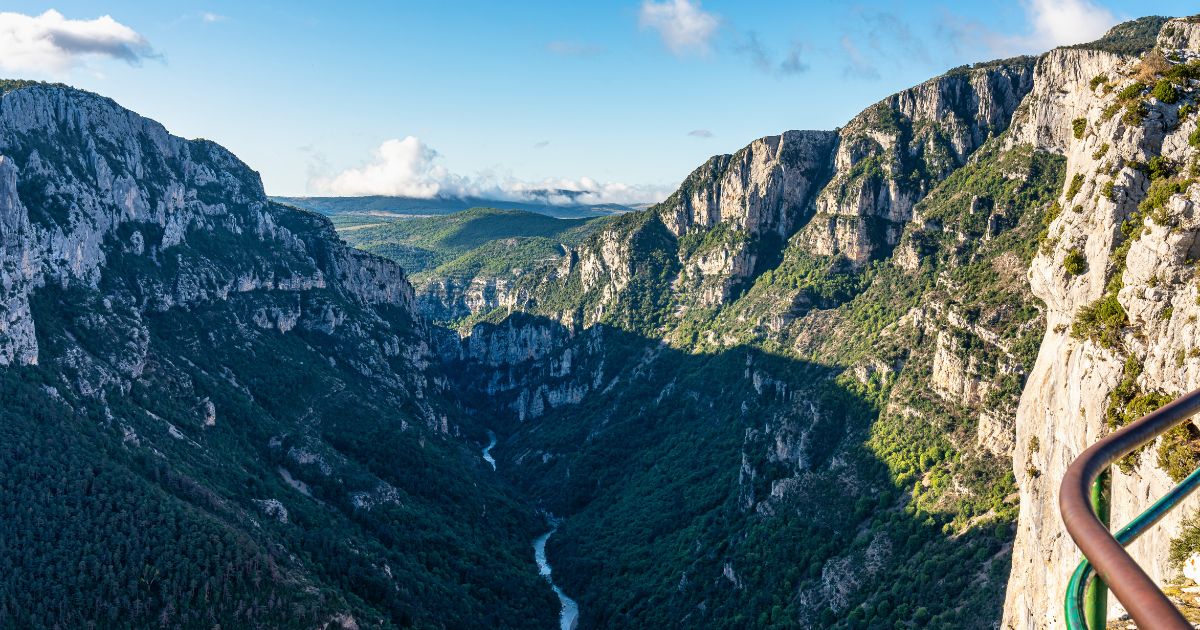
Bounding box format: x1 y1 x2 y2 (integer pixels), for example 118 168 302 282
1071 294 1127 348
1038 200 1062 248
1118 82 1146 100
1064 249 1087 275
1101 180 1115 200
1171 509 1200 568
1166 61 1200 83
1066 173 1085 200
1147 155 1177 180
1152 79 1180 104
1140 177 1195 225
1072 118 1087 139
1122 101 1147 126
1089 74 1108 91
1190 128 1200 148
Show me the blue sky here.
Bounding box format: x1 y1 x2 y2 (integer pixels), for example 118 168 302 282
0 1 1194 202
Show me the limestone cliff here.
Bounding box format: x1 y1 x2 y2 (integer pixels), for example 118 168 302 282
0 83 417 371
419 15 1200 629
0 82 558 629
1005 16 1200 628
801 60 1035 264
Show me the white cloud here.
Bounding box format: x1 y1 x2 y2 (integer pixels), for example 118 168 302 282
316 137 457 199
1021 0 1116 49
639 0 719 56
687 129 713 138
312 137 671 206
201 12 228 24
941 0 1117 58
0 9 155 74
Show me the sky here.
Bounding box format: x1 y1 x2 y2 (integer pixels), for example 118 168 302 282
0 1 1194 204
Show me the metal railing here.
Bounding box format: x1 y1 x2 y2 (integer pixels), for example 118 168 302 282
1061 388 1200 629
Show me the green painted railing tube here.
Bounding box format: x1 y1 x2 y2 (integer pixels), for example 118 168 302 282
1085 467 1112 630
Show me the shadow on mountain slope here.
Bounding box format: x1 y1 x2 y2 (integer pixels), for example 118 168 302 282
0 210 558 629
446 313 1016 629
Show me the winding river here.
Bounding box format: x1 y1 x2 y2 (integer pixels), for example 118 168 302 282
480 431 579 629
534 524 580 630
481 430 497 470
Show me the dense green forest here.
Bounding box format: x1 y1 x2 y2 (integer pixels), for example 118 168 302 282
0 196 558 628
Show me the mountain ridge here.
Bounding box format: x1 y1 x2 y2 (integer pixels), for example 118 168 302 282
4 12 1200 630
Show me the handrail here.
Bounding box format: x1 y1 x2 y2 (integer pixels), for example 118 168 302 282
1065 464 1200 627
1060 387 1200 629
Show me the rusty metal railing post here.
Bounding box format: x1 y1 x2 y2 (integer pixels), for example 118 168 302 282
1084 467 1110 629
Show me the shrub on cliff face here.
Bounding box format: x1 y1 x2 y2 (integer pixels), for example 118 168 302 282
1152 79 1180 104
1123 100 1148 125
1101 180 1115 200
1071 294 1127 349
1072 118 1087 139
1155 423 1200 482
1166 60 1200 83
1066 173 1085 200
1064 249 1087 275
1118 81 1147 100
1171 510 1200 569
1147 155 1178 180
1141 177 1196 225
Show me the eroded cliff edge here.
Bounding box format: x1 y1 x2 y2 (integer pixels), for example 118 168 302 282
1005 17 1200 628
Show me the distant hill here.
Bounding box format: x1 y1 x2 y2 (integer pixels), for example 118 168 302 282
336 207 605 275
271 194 637 220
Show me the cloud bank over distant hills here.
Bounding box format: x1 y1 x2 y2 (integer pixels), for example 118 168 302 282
312 136 673 206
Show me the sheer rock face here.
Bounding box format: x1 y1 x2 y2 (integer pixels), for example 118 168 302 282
0 155 36 365
930 330 989 407
0 84 418 380
800 61 1036 264
643 64 1034 310
1160 19 1200 53
1004 18 1200 628
658 130 838 238
653 130 838 307
419 275 521 322
652 64 1034 308
415 61 1037 320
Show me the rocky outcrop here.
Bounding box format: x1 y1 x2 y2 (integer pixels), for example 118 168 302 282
1006 49 1130 156
0 155 36 365
0 84 418 372
930 330 989 407
418 274 523 322
801 60 1036 264
658 130 837 238
1159 17 1200 53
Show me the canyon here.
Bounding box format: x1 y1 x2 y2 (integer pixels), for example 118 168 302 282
3 14 1200 629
